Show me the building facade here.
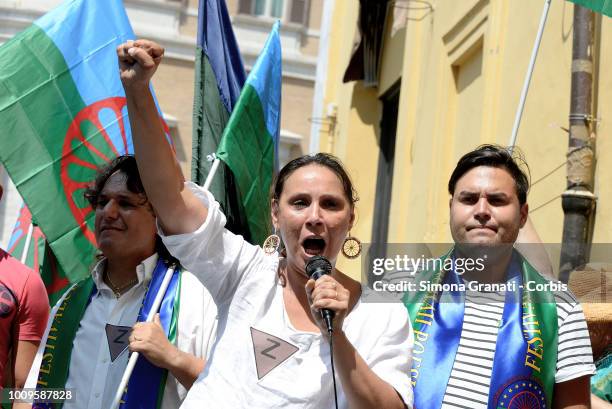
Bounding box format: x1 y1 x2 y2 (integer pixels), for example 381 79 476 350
315 0 612 278
0 0 323 246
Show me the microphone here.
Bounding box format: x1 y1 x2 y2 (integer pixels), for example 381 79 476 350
305 256 334 334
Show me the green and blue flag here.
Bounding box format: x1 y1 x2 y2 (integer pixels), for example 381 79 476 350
192 0 257 242
0 0 168 282
216 21 282 246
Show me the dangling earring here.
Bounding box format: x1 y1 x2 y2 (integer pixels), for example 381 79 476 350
263 227 281 255
342 232 362 259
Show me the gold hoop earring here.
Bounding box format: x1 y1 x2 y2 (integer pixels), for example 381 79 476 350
263 228 281 255
342 233 362 259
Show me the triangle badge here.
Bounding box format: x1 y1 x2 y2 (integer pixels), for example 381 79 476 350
250 327 299 380
105 324 131 362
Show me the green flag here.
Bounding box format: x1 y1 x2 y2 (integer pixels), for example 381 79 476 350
217 22 282 246
568 0 612 17
0 0 166 281
192 0 254 242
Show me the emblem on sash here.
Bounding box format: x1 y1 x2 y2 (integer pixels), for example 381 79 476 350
495 378 547 409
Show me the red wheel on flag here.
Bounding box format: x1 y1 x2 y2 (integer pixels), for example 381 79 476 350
60 97 130 246
8 205 44 271
61 97 173 247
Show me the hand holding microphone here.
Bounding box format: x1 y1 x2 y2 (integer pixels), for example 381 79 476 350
305 256 348 335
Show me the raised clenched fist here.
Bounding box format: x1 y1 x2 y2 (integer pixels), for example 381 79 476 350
117 39 164 91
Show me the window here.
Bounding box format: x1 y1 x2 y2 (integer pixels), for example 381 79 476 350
451 42 483 160
369 85 400 267
238 0 309 25
289 0 308 24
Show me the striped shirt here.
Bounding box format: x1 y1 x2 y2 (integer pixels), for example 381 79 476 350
440 289 596 409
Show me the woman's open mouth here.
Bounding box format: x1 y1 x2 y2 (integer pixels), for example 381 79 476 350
302 237 326 256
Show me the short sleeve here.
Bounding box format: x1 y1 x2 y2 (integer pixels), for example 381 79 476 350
362 303 414 407
17 271 49 341
159 182 264 303
163 270 219 408
555 301 596 383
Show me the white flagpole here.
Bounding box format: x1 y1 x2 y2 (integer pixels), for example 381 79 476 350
509 0 553 150
203 153 220 190
111 263 177 409
112 152 219 408
20 223 34 265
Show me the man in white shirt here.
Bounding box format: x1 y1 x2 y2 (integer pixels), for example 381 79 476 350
22 155 217 409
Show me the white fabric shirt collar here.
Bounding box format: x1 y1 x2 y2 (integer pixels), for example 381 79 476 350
91 253 159 295
25 249 220 409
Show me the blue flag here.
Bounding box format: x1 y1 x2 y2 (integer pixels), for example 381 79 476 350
191 0 253 242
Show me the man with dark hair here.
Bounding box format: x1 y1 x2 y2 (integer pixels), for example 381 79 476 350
0 182 49 390
22 156 217 409
405 145 595 409
447 144 530 206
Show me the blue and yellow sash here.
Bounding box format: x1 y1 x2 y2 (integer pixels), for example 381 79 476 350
403 250 558 409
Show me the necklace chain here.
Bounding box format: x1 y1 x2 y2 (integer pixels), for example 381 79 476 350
105 270 138 298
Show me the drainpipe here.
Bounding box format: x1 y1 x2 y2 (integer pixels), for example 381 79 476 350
559 5 596 283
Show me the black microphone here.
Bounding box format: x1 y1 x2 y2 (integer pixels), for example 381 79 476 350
305 256 335 334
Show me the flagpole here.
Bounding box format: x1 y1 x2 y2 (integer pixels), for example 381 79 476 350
20 223 34 265
111 263 177 409
111 152 219 408
203 154 221 190
509 0 553 150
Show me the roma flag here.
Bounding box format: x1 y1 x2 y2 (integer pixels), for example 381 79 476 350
7 204 69 305
568 0 612 17
0 0 167 282
216 21 282 246
191 0 252 242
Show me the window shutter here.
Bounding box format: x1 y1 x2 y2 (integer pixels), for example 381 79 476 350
289 0 308 24
238 0 254 14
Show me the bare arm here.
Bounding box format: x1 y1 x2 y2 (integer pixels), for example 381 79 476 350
163 350 205 389
306 277 407 409
10 341 39 408
12 340 39 388
129 314 204 389
553 376 592 409
591 394 612 409
117 40 207 235
516 217 555 278
331 332 406 409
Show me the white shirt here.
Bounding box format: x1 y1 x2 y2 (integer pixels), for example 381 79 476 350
26 253 218 409
160 183 414 409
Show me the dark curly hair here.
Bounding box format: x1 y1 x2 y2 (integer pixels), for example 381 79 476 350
84 155 148 208
84 155 176 264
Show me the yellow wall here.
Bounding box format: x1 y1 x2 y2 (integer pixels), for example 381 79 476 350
319 0 612 278
317 1 380 276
